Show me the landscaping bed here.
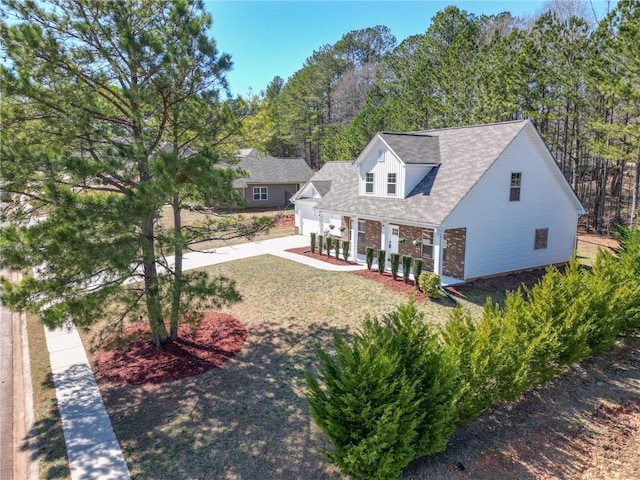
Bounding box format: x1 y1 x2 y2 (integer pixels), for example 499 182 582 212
285 246 358 266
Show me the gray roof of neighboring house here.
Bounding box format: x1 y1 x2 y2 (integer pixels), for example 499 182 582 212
316 120 531 226
379 133 440 164
232 156 314 188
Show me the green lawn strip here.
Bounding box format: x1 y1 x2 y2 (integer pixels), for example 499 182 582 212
26 314 71 480
92 255 484 479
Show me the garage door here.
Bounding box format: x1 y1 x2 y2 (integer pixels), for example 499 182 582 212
298 204 319 236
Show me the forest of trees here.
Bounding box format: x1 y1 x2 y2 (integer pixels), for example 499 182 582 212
248 1 639 232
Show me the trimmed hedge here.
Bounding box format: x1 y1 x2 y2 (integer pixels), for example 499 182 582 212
310 232 316 254
342 240 350 262
413 258 423 289
390 253 400 280
377 250 386 274
366 247 374 270
402 255 412 284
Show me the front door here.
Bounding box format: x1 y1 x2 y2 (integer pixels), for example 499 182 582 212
387 224 400 263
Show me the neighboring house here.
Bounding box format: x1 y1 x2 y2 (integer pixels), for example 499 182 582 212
233 150 314 208
292 120 586 283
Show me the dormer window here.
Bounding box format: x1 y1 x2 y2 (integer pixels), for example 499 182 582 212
365 172 374 194
387 173 397 196
510 172 521 201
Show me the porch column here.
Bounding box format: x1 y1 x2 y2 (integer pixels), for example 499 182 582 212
317 210 324 235
380 222 387 251
433 227 443 277
351 217 358 261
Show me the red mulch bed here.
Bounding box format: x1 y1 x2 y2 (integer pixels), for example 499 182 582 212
352 269 428 300
286 246 359 266
94 312 247 385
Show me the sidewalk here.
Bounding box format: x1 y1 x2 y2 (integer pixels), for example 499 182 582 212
44 235 366 479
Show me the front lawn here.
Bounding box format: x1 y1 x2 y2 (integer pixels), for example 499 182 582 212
94 255 485 480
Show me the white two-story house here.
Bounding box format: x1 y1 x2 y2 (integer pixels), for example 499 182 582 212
293 120 586 283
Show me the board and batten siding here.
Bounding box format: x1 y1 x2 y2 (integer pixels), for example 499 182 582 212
443 125 582 280
358 144 404 197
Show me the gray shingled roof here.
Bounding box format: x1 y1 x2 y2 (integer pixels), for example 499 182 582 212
316 120 530 226
379 133 440 164
232 156 314 188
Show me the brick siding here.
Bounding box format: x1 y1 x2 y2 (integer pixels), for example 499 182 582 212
443 228 466 279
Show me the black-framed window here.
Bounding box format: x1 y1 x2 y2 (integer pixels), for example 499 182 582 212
365 172 374 193
510 172 521 201
387 173 397 195
422 230 434 259
253 186 268 201
534 228 548 249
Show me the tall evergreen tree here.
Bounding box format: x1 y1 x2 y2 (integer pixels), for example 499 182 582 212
0 0 265 346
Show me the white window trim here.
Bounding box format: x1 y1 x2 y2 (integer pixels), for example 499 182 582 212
510 172 521 202
421 230 434 259
387 173 397 196
365 172 374 194
253 186 268 201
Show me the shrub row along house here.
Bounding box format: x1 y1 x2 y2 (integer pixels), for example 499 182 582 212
292 120 586 284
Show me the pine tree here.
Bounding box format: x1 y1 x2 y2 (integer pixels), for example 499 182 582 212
0 0 266 346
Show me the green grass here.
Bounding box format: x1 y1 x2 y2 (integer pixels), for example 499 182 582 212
95 255 486 480
157 206 295 251
33 236 608 479
26 314 71 480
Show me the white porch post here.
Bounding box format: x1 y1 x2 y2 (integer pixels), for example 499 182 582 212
380 222 387 251
317 210 324 235
433 227 443 277
351 218 358 261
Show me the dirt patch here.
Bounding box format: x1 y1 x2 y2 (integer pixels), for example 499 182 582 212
286 246 358 265
275 213 295 228
94 312 247 385
404 330 640 479
577 229 621 250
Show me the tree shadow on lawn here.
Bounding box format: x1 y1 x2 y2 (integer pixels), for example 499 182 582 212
21 373 70 479
98 319 350 480
404 331 640 479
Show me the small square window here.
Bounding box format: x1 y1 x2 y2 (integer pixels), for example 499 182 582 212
378 148 385 162
534 228 548 249
365 172 374 194
253 186 268 201
387 173 397 196
510 172 521 202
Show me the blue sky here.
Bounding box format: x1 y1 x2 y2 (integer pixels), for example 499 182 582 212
204 1 614 97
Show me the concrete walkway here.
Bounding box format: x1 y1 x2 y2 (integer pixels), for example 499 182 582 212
43 235 367 479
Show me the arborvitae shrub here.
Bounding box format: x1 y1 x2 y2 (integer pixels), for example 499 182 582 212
334 239 340 260
306 298 460 478
390 253 400 279
377 250 386 274
305 331 421 480
318 235 323 255
413 259 423 289
366 247 374 270
325 237 332 257
419 273 442 298
402 255 412 283
342 240 350 262
363 298 461 457
310 232 316 254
